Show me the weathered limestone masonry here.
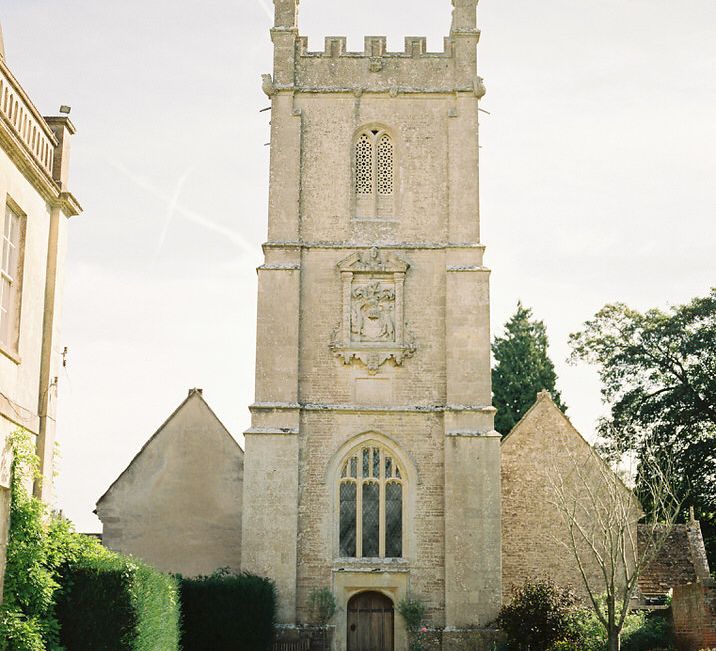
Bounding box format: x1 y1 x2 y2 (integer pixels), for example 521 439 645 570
241 1 501 649
501 393 640 603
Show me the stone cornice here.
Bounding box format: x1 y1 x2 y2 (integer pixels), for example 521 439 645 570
446 265 490 272
0 118 57 196
244 426 299 435
332 557 410 573
59 192 82 217
263 240 485 251
0 118 82 217
249 401 495 414
446 429 501 438
276 85 478 96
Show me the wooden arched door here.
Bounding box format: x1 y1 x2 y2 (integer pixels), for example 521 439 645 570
347 591 394 651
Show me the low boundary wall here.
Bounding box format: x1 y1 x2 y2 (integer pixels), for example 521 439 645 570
673 579 716 651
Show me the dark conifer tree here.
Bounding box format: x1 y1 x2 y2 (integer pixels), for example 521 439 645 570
492 302 566 435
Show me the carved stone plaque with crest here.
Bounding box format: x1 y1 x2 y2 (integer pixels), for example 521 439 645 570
331 247 416 374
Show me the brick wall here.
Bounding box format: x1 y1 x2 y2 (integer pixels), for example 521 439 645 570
672 580 716 651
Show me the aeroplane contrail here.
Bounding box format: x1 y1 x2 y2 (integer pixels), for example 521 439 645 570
106 158 258 261
154 166 193 263
256 0 273 21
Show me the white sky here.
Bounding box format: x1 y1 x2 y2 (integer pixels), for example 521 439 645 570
2 0 714 532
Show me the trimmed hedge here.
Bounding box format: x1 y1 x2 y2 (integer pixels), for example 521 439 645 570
180 570 277 651
55 554 180 651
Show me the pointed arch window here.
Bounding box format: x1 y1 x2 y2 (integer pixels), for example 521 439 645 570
354 129 395 219
338 444 403 558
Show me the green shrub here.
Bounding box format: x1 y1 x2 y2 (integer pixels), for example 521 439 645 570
179 570 277 651
0 429 109 651
55 554 180 651
560 608 607 651
0 430 59 651
497 578 579 651
622 610 674 651
497 582 675 651
397 595 427 632
397 595 431 651
1 429 177 651
308 587 336 625
0 609 46 651
558 607 675 651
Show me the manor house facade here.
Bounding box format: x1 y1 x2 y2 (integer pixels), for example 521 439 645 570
0 23 81 597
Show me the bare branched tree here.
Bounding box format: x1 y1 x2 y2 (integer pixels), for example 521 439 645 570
547 440 683 651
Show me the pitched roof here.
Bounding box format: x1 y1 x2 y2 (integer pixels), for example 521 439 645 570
638 520 712 598
502 390 583 446
95 388 241 507
502 390 639 509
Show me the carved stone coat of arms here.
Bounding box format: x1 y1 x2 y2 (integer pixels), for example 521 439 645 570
331 248 416 374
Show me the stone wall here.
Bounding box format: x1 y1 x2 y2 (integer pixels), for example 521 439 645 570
295 412 446 625
272 626 503 651
97 390 243 577
672 580 716 651
441 629 503 651
501 392 639 603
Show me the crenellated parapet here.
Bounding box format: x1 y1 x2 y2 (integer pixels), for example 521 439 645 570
297 35 453 58
292 34 480 94
268 0 483 95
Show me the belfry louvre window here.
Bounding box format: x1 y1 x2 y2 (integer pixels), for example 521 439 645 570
354 129 395 219
339 444 403 558
0 204 23 353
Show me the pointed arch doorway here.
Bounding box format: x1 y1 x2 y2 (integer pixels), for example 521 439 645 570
347 591 394 651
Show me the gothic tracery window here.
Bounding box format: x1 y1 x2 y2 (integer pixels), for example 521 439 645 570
338 444 403 558
354 129 395 219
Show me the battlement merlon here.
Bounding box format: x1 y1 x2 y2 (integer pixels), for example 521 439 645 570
270 0 479 34
274 0 299 28
451 0 479 34
268 0 483 95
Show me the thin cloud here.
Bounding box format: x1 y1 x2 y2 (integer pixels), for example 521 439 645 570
255 0 273 22
105 157 259 260
154 166 194 263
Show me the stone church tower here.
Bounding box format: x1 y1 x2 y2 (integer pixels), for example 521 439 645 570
242 1 501 648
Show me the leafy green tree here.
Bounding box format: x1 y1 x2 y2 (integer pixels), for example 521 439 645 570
0 430 109 651
492 302 567 434
569 288 716 566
